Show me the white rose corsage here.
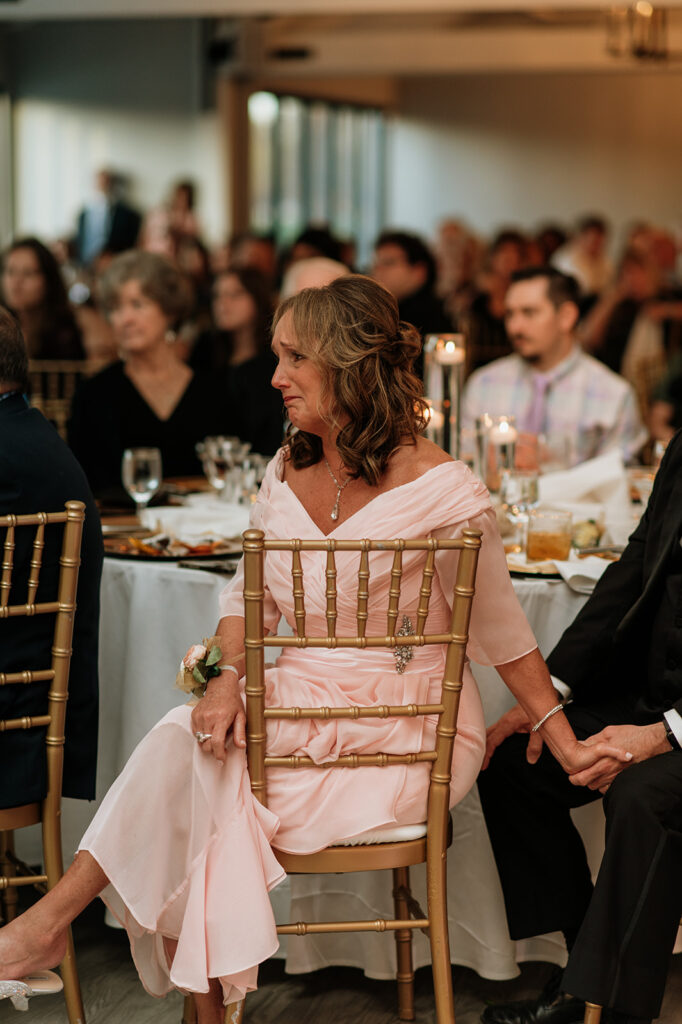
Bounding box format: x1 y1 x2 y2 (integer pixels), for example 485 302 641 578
176 635 223 699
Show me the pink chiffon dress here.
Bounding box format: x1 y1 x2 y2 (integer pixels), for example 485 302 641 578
79 451 537 1005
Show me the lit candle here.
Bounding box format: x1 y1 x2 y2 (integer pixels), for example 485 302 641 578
424 402 445 431
435 339 465 365
489 422 518 445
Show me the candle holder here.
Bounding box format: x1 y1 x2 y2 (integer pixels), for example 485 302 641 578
486 415 518 493
423 333 466 459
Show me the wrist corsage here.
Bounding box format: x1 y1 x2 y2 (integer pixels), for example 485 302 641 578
176 636 223 699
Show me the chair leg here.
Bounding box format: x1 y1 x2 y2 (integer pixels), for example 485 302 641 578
42 806 86 1023
426 844 455 1024
61 927 86 1024
393 866 416 1021
225 998 245 1023
182 993 198 1023
584 1004 602 1024
0 831 19 924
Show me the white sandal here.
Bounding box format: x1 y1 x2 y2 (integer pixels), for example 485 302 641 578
0 970 63 1011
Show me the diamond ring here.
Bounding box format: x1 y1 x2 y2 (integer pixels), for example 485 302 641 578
195 731 212 744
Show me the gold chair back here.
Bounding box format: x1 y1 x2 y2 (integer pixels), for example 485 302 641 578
0 500 86 1024
238 526 482 1024
28 360 93 440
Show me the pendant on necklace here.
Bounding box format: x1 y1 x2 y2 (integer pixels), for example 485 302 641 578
330 490 341 520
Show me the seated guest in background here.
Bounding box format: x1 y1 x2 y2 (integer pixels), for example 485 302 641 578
189 266 284 456
0 306 103 810
649 352 682 443
287 225 344 266
578 248 662 373
1 238 85 360
226 232 278 292
371 229 453 375
552 214 613 308
75 169 142 268
479 429 682 1024
462 267 647 466
68 251 238 502
279 256 350 299
465 229 527 373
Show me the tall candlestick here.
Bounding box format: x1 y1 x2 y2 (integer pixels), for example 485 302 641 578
424 333 466 459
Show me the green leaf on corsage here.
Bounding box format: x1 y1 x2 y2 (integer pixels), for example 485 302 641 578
205 645 222 667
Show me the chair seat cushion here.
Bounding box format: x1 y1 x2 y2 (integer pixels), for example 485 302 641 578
333 822 427 846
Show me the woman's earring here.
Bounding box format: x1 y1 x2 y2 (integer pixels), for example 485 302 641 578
165 329 177 345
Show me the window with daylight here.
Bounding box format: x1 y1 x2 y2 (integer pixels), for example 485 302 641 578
248 91 385 267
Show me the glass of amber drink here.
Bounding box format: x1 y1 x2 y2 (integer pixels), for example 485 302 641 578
526 510 572 562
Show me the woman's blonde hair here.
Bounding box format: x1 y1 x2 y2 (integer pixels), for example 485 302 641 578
273 274 428 486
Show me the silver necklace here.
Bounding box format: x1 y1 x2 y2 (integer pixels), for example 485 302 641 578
324 457 351 521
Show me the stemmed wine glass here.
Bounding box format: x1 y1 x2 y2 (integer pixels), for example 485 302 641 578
199 437 251 502
121 447 162 513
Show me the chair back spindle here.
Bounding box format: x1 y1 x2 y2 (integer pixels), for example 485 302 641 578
243 528 482 831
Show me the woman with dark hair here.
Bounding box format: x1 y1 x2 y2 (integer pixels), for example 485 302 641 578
0 276 629 1022
68 250 236 500
1 237 84 359
190 266 283 455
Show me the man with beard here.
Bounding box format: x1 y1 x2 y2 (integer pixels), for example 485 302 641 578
461 267 646 466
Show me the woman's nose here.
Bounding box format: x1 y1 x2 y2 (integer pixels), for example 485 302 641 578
271 363 286 389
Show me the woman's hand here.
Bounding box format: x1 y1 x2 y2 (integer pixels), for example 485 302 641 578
567 722 669 792
482 703 543 770
554 738 633 791
190 672 246 765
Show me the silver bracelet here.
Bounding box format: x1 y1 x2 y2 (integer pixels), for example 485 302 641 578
218 664 240 679
531 699 573 734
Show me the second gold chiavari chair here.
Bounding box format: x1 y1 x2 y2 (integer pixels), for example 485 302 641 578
28 359 94 440
183 525 482 1024
0 501 86 1024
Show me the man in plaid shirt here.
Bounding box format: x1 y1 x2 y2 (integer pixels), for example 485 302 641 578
462 268 647 466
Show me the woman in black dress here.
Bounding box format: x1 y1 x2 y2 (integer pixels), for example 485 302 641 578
68 250 236 502
190 266 283 456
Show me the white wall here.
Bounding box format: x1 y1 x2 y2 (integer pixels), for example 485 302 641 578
387 71 682 248
7 19 229 247
12 101 225 245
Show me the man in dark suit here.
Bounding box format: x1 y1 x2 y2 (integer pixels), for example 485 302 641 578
75 169 142 267
0 306 103 808
478 431 682 1024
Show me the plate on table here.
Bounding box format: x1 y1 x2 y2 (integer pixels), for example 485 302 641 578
103 533 243 562
506 553 562 579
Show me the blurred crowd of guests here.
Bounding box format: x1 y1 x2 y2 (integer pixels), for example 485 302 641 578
2 164 682 503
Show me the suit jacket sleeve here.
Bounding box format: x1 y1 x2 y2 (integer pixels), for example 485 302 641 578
547 430 682 700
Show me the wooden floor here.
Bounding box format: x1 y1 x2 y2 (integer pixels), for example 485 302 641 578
1 903 681 1023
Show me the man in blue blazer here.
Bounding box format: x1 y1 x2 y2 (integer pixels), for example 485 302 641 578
479 431 682 1024
0 307 103 808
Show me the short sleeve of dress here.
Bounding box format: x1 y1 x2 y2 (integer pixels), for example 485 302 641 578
432 508 538 667
218 451 282 634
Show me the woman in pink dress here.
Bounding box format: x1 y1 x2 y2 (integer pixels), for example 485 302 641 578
0 276 631 1021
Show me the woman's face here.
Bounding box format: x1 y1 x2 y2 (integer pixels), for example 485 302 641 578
2 247 46 312
271 312 329 435
212 273 257 333
109 279 170 356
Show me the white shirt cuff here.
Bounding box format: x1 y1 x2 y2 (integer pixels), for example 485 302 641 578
663 709 682 748
550 675 572 700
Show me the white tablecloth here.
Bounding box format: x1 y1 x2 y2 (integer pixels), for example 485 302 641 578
18 561 598 980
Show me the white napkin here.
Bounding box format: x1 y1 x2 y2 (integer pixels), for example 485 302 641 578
139 503 250 539
552 555 610 594
538 450 630 520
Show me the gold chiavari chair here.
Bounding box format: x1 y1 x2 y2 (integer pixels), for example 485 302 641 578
184 525 482 1024
0 501 86 1024
28 360 93 440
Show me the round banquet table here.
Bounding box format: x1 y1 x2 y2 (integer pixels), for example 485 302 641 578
18 557 602 981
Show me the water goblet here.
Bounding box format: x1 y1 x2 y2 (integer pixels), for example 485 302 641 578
121 447 162 513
